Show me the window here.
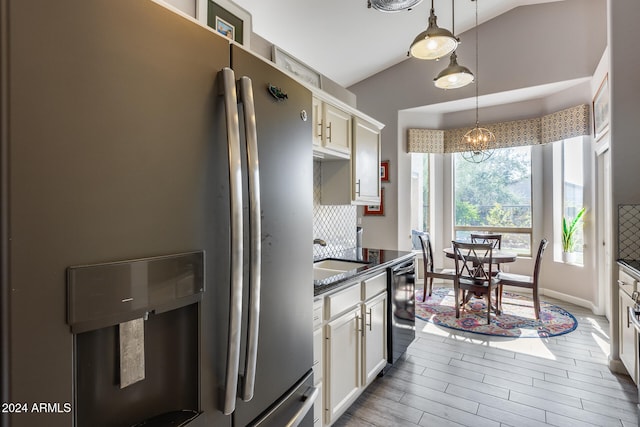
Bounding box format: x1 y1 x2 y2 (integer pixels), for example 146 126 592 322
410 153 429 249
453 146 533 255
411 154 429 232
558 136 585 264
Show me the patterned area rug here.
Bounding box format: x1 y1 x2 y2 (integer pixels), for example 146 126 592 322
415 287 578 338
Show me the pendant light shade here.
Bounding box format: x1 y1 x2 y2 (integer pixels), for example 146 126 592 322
368 0 423 12
434 52 474 89
409 1 458 60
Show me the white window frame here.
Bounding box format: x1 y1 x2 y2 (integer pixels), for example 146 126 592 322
451 146 536 257
552 136 587 265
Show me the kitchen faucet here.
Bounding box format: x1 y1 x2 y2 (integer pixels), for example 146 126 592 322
313 238 327 247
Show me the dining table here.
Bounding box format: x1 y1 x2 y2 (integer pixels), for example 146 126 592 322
442 247 518 264
442 246 518 315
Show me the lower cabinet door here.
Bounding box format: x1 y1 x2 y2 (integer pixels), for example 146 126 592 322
619 290 638 384
363 292 387 385
325 306 361 424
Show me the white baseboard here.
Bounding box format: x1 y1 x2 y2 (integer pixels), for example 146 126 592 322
539 287 600 314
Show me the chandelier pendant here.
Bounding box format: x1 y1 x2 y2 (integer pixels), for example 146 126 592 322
461 123 495 163
460 0 495 163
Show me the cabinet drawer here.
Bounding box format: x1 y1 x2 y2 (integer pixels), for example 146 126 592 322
313 299 324 329
325 283 361 319
313 327 323 383
619 269 638 297
362 271 387 301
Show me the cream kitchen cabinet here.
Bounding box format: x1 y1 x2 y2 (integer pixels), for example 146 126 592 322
323 271 387 425
362 290 387 386
352 117 381 205
618 267 638 384
325 304 361 424
320 116 382 206
312 298 324 427
312 97 351 159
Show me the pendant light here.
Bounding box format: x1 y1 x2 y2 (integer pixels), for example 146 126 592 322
461 0 494 163
434 0 474 89
409 0 458 60
368 0 423 12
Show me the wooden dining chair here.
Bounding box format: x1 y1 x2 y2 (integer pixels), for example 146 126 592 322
496 238 549 320
418 233 457 300
470 233 503 274
452 241 501 324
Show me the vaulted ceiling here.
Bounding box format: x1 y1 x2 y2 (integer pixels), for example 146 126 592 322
231 0 564 87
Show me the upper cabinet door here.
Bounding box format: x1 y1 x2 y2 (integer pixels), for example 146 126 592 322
312 97 323 148
323 103 352 155
353 117 381 204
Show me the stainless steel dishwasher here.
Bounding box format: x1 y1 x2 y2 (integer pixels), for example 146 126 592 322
387 258 416 365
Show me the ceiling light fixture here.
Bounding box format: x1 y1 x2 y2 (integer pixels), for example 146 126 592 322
461 0 494 163
434 0 474 89
368 0 423 12
434 52 474 89
409 0 458 60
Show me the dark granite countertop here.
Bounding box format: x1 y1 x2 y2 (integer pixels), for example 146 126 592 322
618 259 640 278
313 247 415 297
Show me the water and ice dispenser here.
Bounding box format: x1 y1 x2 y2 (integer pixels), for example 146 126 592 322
67 251 204 427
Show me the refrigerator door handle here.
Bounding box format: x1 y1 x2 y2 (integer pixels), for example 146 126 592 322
220 67 244 415
238 75 261 402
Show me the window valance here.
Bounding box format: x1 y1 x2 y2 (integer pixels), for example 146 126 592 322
407 104 590 153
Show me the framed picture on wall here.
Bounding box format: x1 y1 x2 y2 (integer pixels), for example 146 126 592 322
380 160 389 182
593 73 609 140
214 16 235 41
272 46 322 89
364 188 384 216
196 0 251 48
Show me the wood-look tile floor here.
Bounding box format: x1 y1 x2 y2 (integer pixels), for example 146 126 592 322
335 293 639 427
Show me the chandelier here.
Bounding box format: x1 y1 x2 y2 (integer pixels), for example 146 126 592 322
461 0 494 163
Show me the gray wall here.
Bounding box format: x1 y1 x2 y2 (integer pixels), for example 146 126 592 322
607 0 640 368
610 1 640 239
349 0 607 253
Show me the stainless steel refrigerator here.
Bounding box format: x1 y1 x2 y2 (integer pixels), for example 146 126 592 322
0 1 314 426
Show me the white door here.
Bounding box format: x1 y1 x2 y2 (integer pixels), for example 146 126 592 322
619 291 637 383
363 292 387 385
597 147 612 320
323 103 351 155
325 306 361 424
352 117 381 204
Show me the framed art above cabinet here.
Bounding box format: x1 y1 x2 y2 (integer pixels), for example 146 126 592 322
196 0 251 48
272 46 322 89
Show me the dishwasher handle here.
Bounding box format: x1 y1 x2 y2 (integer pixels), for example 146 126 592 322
392 260 415 275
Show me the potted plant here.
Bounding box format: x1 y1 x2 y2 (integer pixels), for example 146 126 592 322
562 207 586 263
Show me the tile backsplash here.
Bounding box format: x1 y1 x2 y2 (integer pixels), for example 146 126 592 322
313 161 357 258
619 204 640 259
